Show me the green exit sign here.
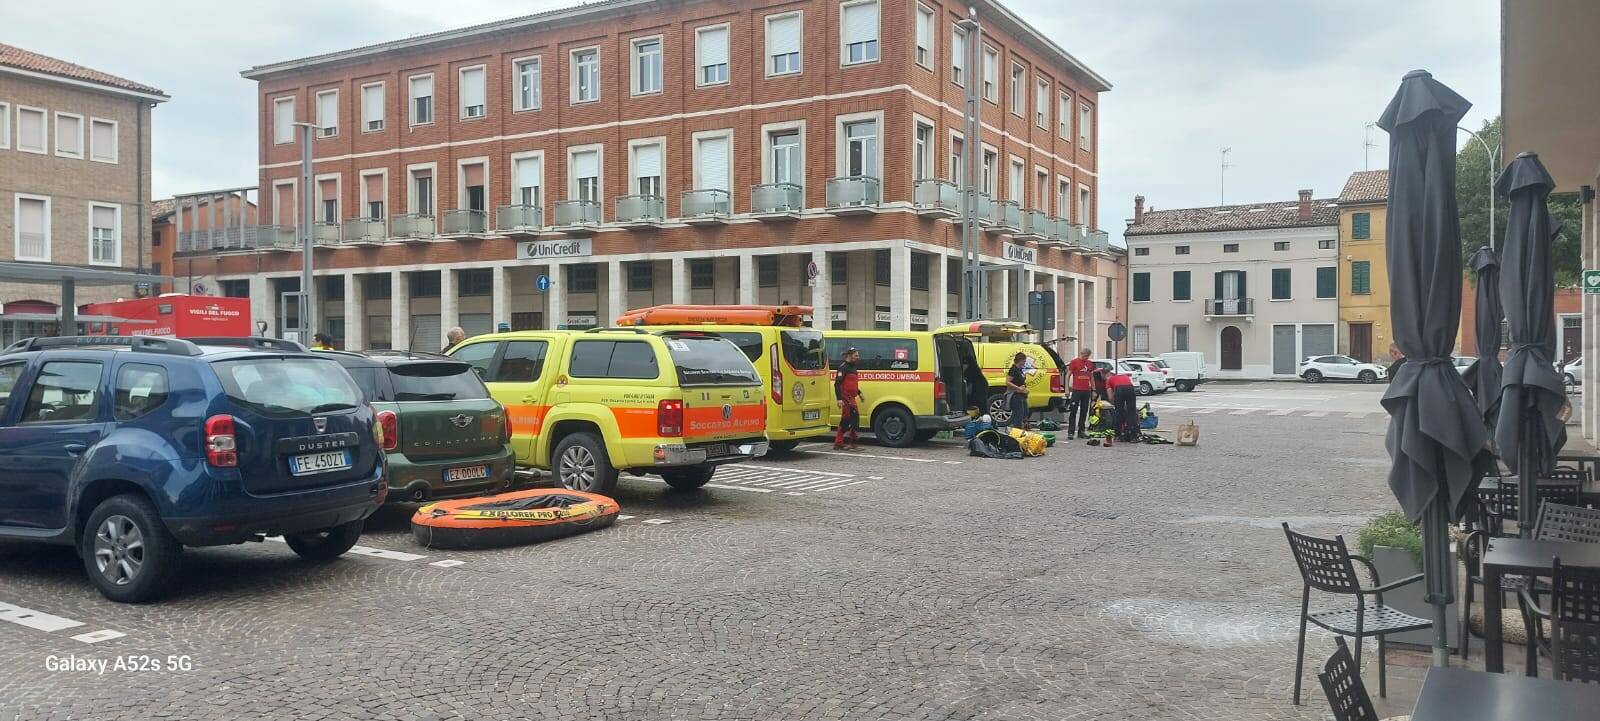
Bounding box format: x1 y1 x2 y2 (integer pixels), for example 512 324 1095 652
1587 269 1600 294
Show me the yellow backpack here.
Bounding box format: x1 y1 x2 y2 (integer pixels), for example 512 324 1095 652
1007 427 1048 457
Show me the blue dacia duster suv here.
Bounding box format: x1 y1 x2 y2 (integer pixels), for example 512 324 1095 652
0 336 387 602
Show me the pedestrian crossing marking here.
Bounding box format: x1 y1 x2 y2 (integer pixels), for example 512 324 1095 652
1306 412 1329 418
0 602 84 633
705 465 875 493
1189 408 1217 414
1229 409 1254 415
1269 410 1293 416
72 629 126 644
1345 412 1368 419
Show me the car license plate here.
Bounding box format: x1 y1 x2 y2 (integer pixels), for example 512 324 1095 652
289 450 351 476
803 409 822 421
702 443 728 458
444 465 489 483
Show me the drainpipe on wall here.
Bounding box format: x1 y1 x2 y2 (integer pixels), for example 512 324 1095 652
136 101 146 276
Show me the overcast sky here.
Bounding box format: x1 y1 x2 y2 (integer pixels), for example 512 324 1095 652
10 0 1498 244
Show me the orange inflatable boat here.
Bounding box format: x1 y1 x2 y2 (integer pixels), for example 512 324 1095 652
615 304 812 327
410 489 619 549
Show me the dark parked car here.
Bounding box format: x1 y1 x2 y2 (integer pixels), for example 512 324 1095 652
319 350 515 503
0 336 386 602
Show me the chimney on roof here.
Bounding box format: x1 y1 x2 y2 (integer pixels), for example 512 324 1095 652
1297 189 1313 221
1134 195 1146 225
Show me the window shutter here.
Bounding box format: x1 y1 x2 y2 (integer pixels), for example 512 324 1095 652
91 121 115 160
915 9 930 50
573 150 599 179
361 85 383 124
842 2 878 46
634 144 662 179
411 75 432 100
1133 273 1149 302
699 27 729 67
1173 271 1189 301
273 101 294 142
698 136 729 190
18 198 44 234
317 92 337 128
515 156 542 190
364 174 384 203
460 68 486 109
93 205 116 230
770 15 800 56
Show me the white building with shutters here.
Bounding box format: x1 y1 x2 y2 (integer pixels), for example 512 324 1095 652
1124 191 1341 379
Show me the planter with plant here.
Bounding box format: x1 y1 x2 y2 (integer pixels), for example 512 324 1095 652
1355 512 1455 649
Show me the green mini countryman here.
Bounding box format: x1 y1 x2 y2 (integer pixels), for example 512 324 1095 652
322 350 516 503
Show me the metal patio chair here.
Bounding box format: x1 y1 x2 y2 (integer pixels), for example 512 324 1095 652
1519 558 1600 683
1459 501 1600 659
1284 524 1431 705
1317 638 1411 721
1474 478 1583 538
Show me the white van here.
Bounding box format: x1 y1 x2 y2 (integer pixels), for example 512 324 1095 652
1157 351 1208 392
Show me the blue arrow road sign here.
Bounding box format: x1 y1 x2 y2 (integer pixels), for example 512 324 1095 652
535 274 551 293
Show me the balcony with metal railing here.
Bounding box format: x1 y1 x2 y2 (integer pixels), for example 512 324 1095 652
342 218 386 245
552 200 601 233
440 209 488 237
750 183 802 221
312 222 342 247
390 213 436 240
681 189 731 225
256 225 298 251
984 199 1021 234
1016 209 1051 242
495 205 543 236
1203 298 1255 319
615 195 665 228
1083 229 1111 253
824 176 880 215
912 179 961 218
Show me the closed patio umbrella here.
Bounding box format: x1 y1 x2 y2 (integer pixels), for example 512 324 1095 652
1377 70 1491 667
1464 247 1503 431
1494 152 1568 538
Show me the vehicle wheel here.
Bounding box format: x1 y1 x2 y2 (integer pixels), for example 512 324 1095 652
1358 370 1377 384
1175 380 1193 392
661 466 715 490
552 432 618 495
1137 382 1154 396
873 405 917 448
767 440 801 455
914 429 940 442
1303 370 1323 383
985 393 1012 425
284 520 363 561
80 494 182 603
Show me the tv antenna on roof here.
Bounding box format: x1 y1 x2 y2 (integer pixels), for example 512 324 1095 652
1219 147 1233 205
1363 122 1378 170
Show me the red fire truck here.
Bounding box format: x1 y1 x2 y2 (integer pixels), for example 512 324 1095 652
81 295 251 338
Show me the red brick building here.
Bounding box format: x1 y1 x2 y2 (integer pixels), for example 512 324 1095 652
178 0 1123 352
1459 280 1583 363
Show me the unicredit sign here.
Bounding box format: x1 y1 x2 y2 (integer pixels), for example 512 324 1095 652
517 239 593 260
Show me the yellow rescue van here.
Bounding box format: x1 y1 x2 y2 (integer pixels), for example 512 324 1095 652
821 325 990 447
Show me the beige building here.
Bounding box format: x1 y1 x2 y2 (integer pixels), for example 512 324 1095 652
0 42 168 341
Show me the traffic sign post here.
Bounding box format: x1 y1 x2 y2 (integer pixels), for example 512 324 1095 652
1107 322 1126 362
1584 269 1600 294
535 274 551 293
806 261 819 287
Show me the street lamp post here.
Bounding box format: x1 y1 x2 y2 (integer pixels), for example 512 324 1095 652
1457 126 1499 252
957 8 983 321
293 122 317 341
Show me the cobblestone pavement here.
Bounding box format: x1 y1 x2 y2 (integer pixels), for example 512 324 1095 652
0 402 1415 720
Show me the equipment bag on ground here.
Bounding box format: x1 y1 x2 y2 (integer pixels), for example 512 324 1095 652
1176 421 1200 446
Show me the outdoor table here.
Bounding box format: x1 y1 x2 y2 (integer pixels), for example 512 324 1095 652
1409 665 1600 721
1555 448 1600 477
1479 476 1600 506
1481 536 1600 674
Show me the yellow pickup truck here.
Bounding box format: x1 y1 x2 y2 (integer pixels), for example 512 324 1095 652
448 329 769 493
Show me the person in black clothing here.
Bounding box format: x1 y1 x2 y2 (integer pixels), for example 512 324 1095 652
1004 352 1030 428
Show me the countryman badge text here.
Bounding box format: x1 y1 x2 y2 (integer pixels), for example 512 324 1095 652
518 239 593 260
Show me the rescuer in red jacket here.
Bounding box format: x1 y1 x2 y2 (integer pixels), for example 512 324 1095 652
834 347 864 451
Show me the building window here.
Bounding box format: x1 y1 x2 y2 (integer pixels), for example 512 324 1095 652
950 26 967 86
459 66 487 118
271 99 294 145
1271 268 1291 300
694 132 731 191
1273 241 1289 251
308 91 335 138
1105 279 1113 308
570 148 601 202
840 0 880 65
408 74 434 125
84 117 116 164
1132 325 1150 354
1009 63 1025 116
571 48 600 103
1351 260 1371 295
1132 272 1150 302
634 37 664 94
950 137 965 186
1172 270 1191 301
946 257 961 295
512 154 542 207
360 83 384 131
913 121 934 181
89 203 120 266
842 118 878 178
1058 93 1071 139
758 256 779 287
410 272 441 298
1316 266 1337 299
982 149 997 196
568 264 598 293
690 259 714 289
628 262 654 291
695 26 728 86
54 113 82 158
221 279 250 298
1007 158 1024 204
1172 325 1189 352
1133 247 1149 256
914 5 933 68
0 102 9 150
1175 245 1190 255
409 168 433 215
1079 103 1092 146
365 275 392 300
767 13 802 76
1351 212 1372 240
769 129 802 184
514 58 541 111
15 195 50 261
459 269 493 296
910 252 929 291
874 249 890 286
630 141 663 197
1318 239 1335 249
982 46 999 102
1223 243 1239 253
1078 185 1091 226
831 254 847 285
1035 78 1049 129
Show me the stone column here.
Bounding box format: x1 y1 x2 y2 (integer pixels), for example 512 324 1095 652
608 260 625 324
890 242 911 331
248 275 272 336
546 263 566 329
342 272 363 350
439 268 458 343
1063 274 1079 356
391 270 411 351
809 250 831 329
928 251 948 330
492 265 510 331
737 254 756 305
670 256 689 304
